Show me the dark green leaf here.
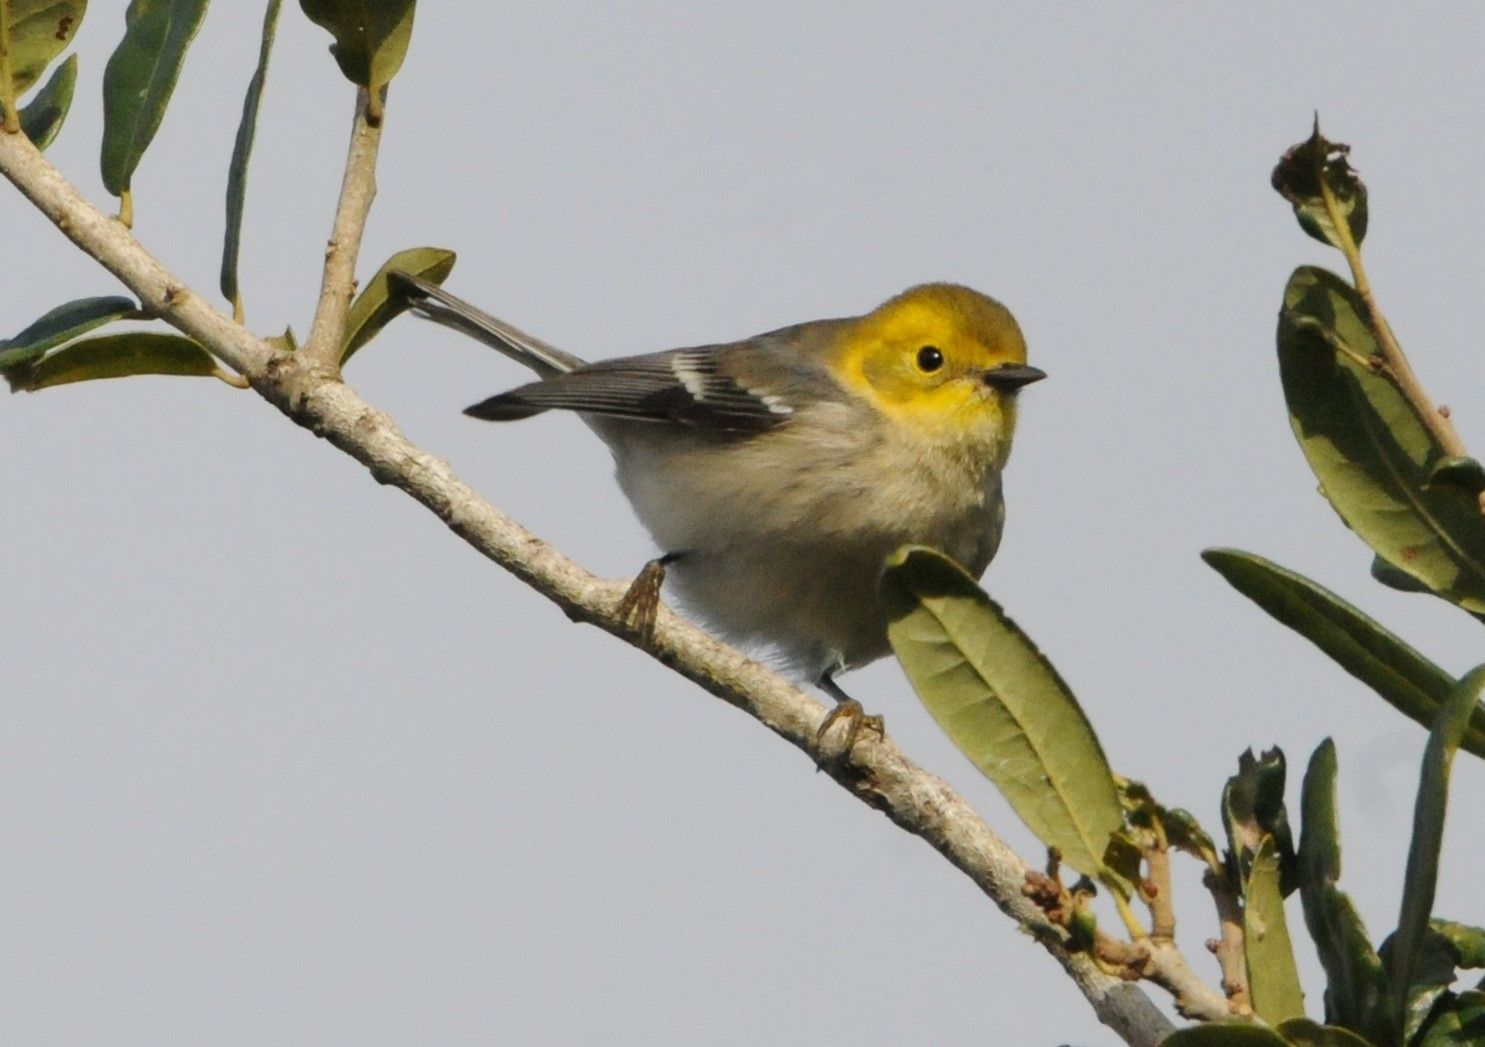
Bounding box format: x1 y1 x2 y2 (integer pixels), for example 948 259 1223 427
1158 1023 1291 1046
1 0 84 99
340 247 456 363
18 51 75 148
1203 549 1485 759
1379 928 1459 1045
1300 740 1342 887
298 0 414 102
1298 740 1390 1041
1065 904 1097 952
1273 1018 1376 1046
1101 829 1142 893
1163 807 1219 861
1427 457 1485 497
100 0 210 198
883 546 1125 887
13 331 221 390
0 295 138 371
1432 920 1485 969
220 0 281 320
1245 834 1307 1024
1121 779 1219 861
1271 121 1369 250
1413 989 1485 1046
1371 555 1434 595
1389 666 1485 1036
1223 748 1297 896
1278 266 1485 615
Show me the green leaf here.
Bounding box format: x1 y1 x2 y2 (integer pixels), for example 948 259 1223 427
1222 748 1296 896
266 325 297 353
0 295 138 371
13 331 222 390
882 546 1125 886
1388 666 1485 1037
298 0 414 106
1370 554 1434 595
1299 740 1342 887
1203 549 1485 760
1120 779 1220 862
1 0 84 100
1431 920 1485 969
1382 928 1460 1045
1163 807 1220 861
1246 834 1306 1024
1413 989 1485 1046
1158 1023 1291 1046
1271 120 1369 250
1273 1018 1376 1046
1298 740 1390 1041
1277 265 1485 615
340 247 456 364
18 50 75 148
1427 457 1485 497
220 0 281 321
100 0 210 198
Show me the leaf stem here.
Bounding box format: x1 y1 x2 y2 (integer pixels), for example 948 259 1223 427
1318 166 1481 513
1113 890 1148 940
211 366 250 388
0 0 18 133
303 87 382 369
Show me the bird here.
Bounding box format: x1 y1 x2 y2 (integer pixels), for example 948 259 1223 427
389 272 1043 750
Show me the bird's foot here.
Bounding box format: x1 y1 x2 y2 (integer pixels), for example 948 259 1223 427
814 698 885 759
613 554 677 644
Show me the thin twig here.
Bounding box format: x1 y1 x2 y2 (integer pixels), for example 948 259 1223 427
0 125 1176 1047
302 87 382 368
1203 866 1253 1017
1143 846 1177 942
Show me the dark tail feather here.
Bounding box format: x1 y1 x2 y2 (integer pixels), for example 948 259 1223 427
463 387 550 422
387 271 585 377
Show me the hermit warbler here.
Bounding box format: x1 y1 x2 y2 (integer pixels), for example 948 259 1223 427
390 273 1043 746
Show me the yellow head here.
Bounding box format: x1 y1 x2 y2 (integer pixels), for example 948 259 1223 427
832 284 1042 451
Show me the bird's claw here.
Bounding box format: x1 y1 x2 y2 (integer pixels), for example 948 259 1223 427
814 698 885 759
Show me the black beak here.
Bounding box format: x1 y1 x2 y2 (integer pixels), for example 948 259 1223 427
982 363 1047 390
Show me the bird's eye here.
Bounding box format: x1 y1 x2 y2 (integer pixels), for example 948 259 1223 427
916 345 944 372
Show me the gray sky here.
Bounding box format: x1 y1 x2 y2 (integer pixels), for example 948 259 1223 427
6 4 1485 1044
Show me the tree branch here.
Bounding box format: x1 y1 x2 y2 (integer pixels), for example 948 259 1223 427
302 88 382 368
0 125 1176 1047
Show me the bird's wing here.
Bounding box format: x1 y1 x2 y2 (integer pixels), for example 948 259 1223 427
464 346 803 433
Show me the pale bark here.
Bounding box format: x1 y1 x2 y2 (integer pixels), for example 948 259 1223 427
0 123 1182 1046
